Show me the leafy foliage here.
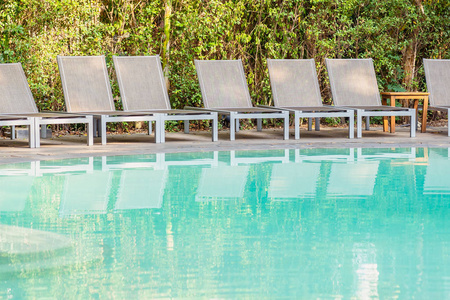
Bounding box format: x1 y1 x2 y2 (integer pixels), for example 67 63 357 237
0 0 448 126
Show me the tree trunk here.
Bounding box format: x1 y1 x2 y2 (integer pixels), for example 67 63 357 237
162 0 172 92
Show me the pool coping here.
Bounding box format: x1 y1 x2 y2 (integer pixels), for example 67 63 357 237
0 126 449 164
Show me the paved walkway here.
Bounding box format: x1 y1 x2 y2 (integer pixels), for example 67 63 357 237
0 126 449 164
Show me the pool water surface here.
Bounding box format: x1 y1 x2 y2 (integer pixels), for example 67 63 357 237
0 148 450 299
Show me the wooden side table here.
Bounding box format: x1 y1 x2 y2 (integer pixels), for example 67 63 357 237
381 92 429 133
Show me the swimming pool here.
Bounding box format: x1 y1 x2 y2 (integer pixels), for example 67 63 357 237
1 148 449 298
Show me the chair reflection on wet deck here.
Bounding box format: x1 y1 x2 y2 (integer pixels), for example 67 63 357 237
0 162 37 212
423 148 450 195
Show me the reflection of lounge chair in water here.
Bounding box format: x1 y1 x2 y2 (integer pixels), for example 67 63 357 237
196 165 249 201
111 152 219 209
356 148 416 162
59 171 112 216
424 149 450 194
115 169 167 210
0 175 34 212
230 149 289 166
268 162 321 200
295 148 354 163
327 162 379 197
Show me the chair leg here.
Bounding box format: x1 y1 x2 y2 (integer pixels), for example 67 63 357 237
257 118 262 132
35 119 41 148
28 119 36 148
348 112 354 139
447 109 450 137
357 110 363 138
212 113 218 142
154 115 161 143
184 120 189 134
148 121 152 135
294 112 300 140
11 125 15 140
308 118 312 131
365 116 370 130
100 115 107 145
315 117 320 131
87 115 94 146
160 118 166 143
283 112 289 140
229 114 236 141
410 109 416 138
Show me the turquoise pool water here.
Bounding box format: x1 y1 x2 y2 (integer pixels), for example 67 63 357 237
1 148 450 299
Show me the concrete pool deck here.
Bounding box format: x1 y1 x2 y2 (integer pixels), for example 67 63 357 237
0 125 449 164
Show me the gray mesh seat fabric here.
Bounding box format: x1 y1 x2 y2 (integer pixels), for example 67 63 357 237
57 55 159 145
194 60 289 140
267 59 354 139
326 58 416 138
113 56 218 142
423 59 450 136
0 63 94 148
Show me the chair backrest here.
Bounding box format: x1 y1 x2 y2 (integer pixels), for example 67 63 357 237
423 59 450 107
57 55 115 113
267 59 323 107
113 56 171 111
0 63 39 114
326 58 381 106
195 59 253 108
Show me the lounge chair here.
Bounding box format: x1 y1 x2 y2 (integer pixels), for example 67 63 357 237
57 55 159 144
325 58 416 138
194 59 289 140
423 59 450 136
112 55 218 142
0 63 94 148
266 59 354 139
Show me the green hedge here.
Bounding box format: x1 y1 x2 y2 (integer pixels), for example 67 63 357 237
1 0 448 116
